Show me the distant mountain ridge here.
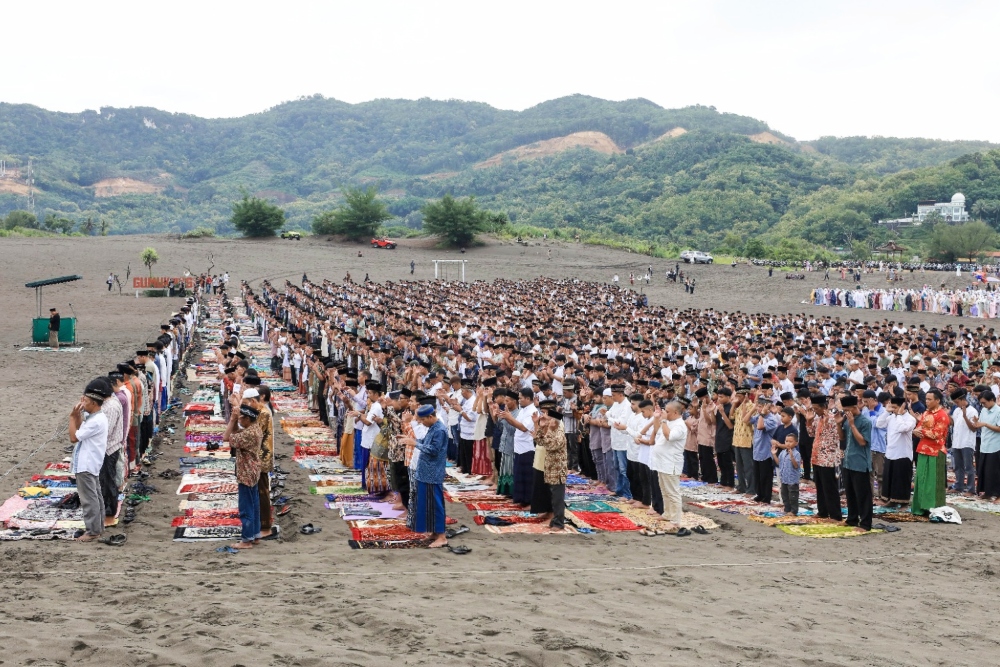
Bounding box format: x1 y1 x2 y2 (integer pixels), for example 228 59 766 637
0 94 998 246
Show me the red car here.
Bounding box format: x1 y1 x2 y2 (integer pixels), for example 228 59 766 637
371 237 397 249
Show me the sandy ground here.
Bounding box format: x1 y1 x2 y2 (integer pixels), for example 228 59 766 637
0 235 995 667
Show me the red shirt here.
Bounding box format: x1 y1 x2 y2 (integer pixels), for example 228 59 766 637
915 408 950 457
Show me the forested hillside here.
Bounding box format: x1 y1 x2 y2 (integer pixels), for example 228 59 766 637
1 94 999 252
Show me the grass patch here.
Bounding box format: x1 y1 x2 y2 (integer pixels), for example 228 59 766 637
0 227 56 238
181 227 216 239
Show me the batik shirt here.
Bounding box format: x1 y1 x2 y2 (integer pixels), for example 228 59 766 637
384 407 405 463
915 408 950 457
808 413 843 467
536 422 568 485
229 423 263 486
256 409 274 473
732 401 754 449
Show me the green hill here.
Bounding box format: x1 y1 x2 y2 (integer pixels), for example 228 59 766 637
2 94 999 253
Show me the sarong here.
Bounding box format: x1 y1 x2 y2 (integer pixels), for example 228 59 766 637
353 430 363 470
471 439 492 476
881 457 913 503
512 452 535 505
413 481 446 534
911 452 946 515
497 452 514 497
365 457 390 494
339 431 354 468
976 450 1000 497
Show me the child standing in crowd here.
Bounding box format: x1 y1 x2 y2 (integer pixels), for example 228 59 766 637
773 431 801 516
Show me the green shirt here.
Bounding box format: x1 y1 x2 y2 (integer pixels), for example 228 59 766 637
842 412 873 472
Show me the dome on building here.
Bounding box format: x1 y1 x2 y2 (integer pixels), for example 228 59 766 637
952 192 966 204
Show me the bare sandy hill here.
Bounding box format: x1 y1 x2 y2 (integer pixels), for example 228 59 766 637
749 131 792 146
475 131 623 169
0 179 30 196
92 177 165 198
634 127 688 149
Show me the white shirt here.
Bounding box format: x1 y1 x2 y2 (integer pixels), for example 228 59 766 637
71 411 108 476
512 404 537 454
448 390 462 426
951 405 978 449
458 396 478 439
360 402 384 449
877 410 917 460
552 366 564 397
650 417 687 475
624 411 646 461
606 398 632 451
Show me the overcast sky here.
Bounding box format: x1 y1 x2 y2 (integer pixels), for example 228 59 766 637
4 0 997 142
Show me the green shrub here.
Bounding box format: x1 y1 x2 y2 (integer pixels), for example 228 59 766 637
182 227 216 239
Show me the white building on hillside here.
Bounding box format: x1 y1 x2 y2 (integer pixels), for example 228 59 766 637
916 193 969 223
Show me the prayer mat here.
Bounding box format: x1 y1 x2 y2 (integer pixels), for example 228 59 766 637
778 524 884 538
747 514 821 527
712 503 774 515
312 485 366 495
465 501 523 512
0 496 32 525
348 538 431 549
177 482 239 495
570 511 641 532
171 516 241 528
325 493 385 503
565 500 621 513
948 497 1000 514
0 528 79 540
340 503 404 521
877 512 929 523
178 498 239 511
19 346 83 353
677 512 719 530
481 522 579 535
173 525 242 541
474 514 550 525
349 523 427 542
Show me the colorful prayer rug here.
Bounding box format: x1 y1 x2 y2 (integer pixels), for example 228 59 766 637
777 524 884 538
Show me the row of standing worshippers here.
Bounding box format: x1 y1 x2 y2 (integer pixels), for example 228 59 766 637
810 285 1000 318
231 273 1000 537
67 295 200 541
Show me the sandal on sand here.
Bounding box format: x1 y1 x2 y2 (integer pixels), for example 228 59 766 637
692 525 708 535
300 523 321 535
216 546 239 554
276 505 292 516
639 528 666 537
99 534 127 547
675 527 692 537
445 525 470 539
446 545 472 555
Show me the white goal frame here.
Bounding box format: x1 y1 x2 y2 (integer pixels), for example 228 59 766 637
433 259 468 282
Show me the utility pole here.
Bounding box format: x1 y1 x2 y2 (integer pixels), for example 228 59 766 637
26 158 35 214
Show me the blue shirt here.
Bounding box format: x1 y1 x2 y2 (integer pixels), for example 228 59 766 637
777 447 802 485
747 364 764 387
980 404 1000 454
866 404 887 454
413 419 449 484
752 413 779 461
